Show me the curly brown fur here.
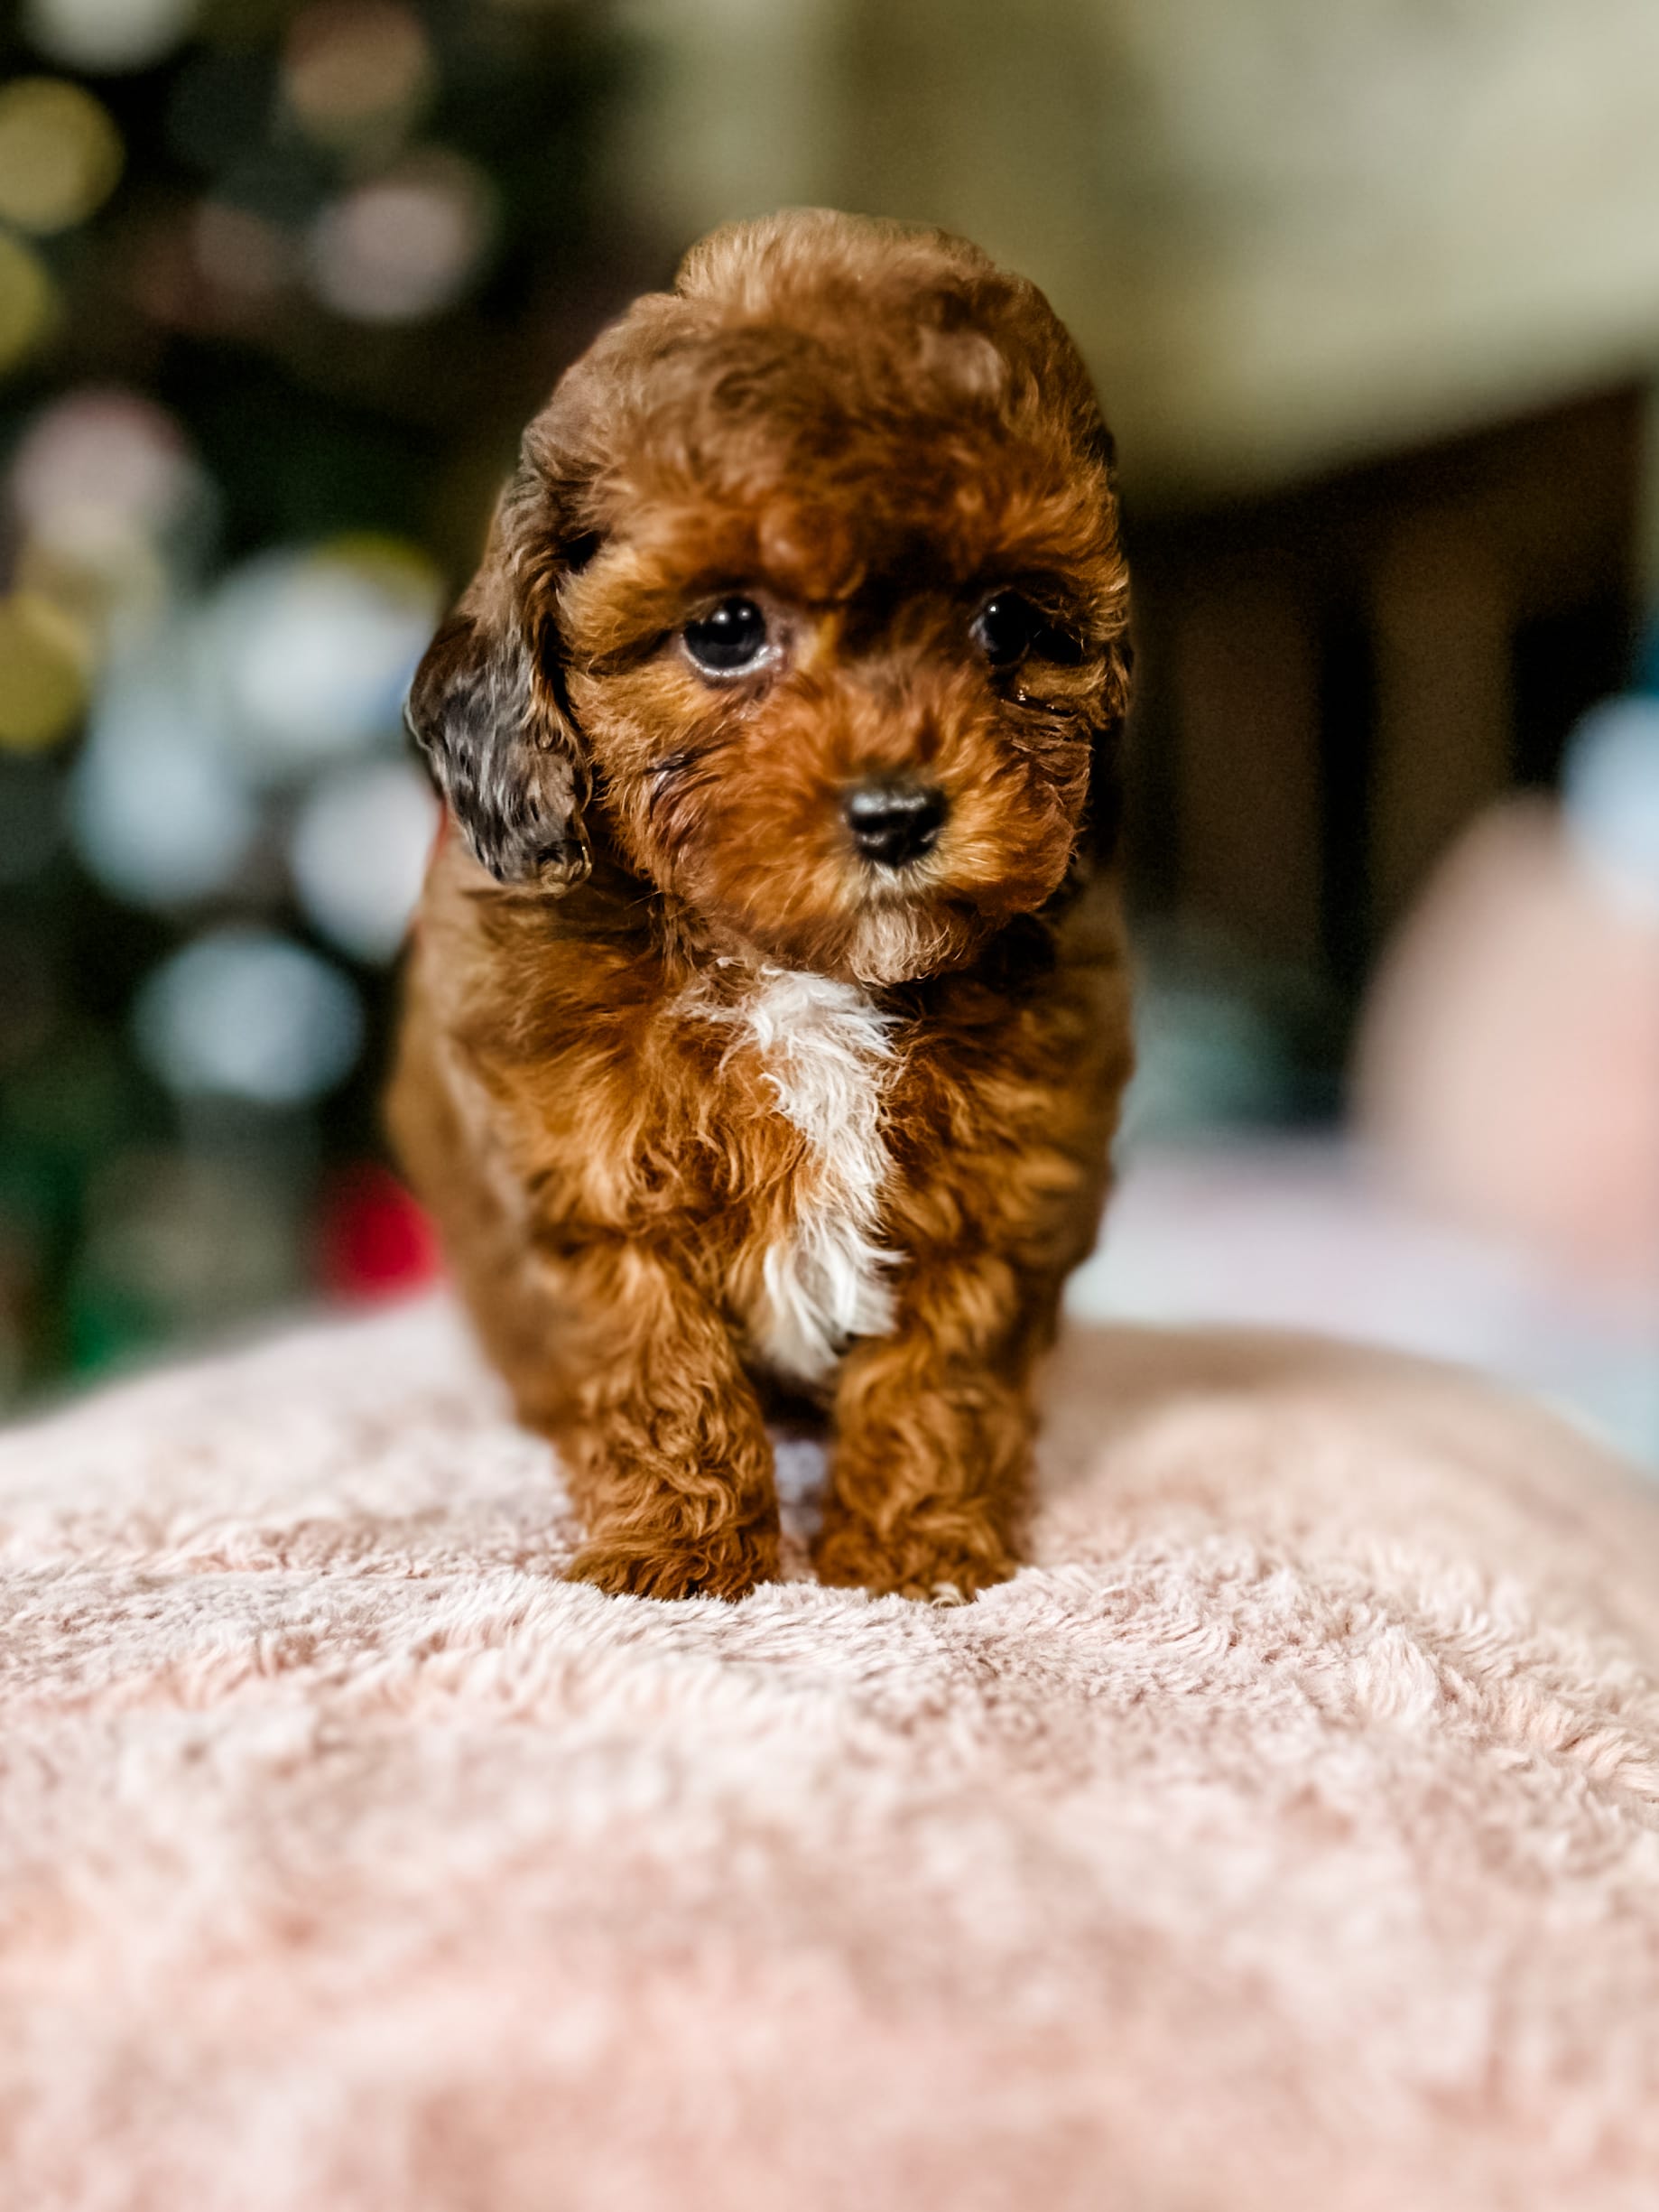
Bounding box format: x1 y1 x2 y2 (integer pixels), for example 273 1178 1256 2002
389 209 1134 1603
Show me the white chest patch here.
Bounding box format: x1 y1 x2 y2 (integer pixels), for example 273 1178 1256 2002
739 968 899 1389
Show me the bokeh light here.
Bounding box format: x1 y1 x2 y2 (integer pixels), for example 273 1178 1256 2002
290 758 438 962
307 149 496 322
282 0 434 152
0 78 124 236
208 538 440 780
134 926 364 1107
14 531 171 658
0 593 88 750
71 636 259 907
22 0 200 76
7 388 213 647
1563 696 1659 916
0 230 57 376
10 389 200 548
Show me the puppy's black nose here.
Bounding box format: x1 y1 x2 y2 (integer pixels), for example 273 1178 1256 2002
843 781 947 868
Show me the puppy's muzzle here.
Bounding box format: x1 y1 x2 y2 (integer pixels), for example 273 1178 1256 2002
843 780 946 869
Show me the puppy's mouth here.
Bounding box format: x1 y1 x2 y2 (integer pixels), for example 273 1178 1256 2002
795 853 996 989
688 853 981 989
640 751 1072 985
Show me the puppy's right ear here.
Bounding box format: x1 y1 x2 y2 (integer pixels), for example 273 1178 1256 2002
405 473 591 889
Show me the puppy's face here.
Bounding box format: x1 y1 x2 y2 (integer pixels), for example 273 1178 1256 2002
410 214 1130 987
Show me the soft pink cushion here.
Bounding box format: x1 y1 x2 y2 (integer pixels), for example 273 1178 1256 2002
4 1299 1658 2210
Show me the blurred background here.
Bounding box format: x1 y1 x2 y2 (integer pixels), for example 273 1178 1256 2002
0 0 1654 1459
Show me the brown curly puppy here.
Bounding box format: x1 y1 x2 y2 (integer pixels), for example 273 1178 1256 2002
389 209 1134 1603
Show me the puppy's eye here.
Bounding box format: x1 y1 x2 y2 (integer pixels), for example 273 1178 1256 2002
972 591 1041 666
683 597 771 676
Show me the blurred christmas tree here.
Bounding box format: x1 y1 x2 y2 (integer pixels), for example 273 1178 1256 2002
0 0 640 1399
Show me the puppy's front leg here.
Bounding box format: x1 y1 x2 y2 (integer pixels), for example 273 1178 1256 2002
550 1241 780 1602
815 1259 1042 1602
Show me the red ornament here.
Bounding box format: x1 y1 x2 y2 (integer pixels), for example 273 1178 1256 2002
317 1161 442 1303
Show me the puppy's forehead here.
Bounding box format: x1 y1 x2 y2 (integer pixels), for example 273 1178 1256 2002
587 327 1101 602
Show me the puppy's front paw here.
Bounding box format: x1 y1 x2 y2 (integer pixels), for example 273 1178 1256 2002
812 1515 1017 1603
567 1531 778 1603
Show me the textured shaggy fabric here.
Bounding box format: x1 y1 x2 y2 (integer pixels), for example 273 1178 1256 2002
4 1301 1659 2210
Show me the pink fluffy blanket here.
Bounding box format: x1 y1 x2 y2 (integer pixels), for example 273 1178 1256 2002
3 1300 1658 2210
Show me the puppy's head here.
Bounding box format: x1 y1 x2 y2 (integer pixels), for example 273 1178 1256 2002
409 209 1130 985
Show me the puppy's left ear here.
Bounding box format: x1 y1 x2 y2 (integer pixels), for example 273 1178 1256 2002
405 469 592 889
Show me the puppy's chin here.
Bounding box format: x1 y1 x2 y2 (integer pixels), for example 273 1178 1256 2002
837 903 983 988
716 896 988 990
